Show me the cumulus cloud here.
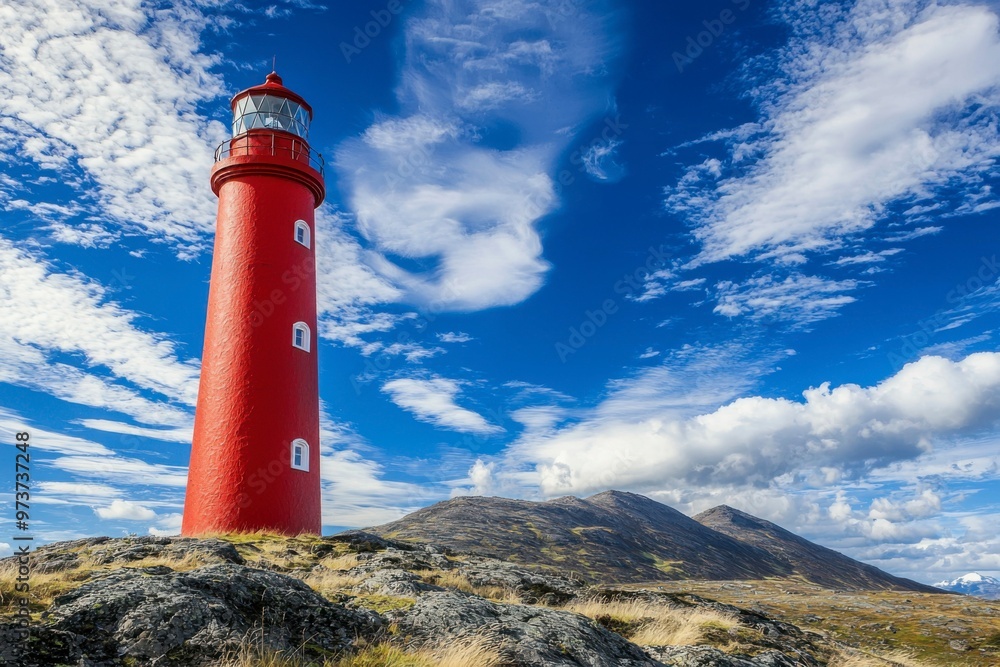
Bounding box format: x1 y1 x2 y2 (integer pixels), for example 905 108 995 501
668 1 1000 265
469 352 1000 498
382 376 503 435
94 499 157 521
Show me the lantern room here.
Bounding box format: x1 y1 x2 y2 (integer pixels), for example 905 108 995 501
230 71 313 140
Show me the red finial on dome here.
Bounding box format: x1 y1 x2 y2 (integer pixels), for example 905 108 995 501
265 71 283 86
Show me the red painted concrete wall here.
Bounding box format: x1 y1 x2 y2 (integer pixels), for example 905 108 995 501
182 127 324 536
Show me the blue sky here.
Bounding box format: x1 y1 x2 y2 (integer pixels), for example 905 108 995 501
1 0 1000 585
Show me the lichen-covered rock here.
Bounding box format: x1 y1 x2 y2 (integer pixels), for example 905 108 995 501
356 567 445 597
352 546 453 574
645 646 799 666
87 536 244 566
11 563 381 666
396 591 662 666
5 536 109 574
457 556 587 604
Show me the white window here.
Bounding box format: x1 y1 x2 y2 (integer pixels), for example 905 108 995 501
290 439 309 472
294 220 310 248
292 322 311 352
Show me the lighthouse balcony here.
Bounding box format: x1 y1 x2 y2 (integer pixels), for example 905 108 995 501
215 130 325 176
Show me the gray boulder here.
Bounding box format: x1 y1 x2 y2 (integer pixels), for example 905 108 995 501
8 563 381 666
457 556 587 604
87 536 244 566
352 546 453 574
396 591 662 666
355 567 445 597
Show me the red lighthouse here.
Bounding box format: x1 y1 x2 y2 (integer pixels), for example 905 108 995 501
182 72 324 536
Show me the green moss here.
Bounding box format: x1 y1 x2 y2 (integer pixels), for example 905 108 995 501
354 594 416 613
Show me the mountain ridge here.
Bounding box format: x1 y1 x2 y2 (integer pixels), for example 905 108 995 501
693 504 941 593
369 490 941 593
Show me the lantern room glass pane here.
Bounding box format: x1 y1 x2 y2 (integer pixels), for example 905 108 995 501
232 93 309 139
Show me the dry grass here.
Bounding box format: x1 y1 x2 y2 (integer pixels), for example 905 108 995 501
414 570 520 603
565 598 737 647
831 648 934 667
418 638 503 667
639 579 997 665
321 554 361 571
0 560 86 613
335 644 433 667
0 545 222 615
296 568 364 598
218 636 502 667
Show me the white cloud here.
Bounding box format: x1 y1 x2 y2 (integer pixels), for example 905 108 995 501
38 481 122 499
581 137 625 181
52 455 188 487
668 2 1000 264
471 352 1000 498
77 419 193 443
320 447 442 527
0 0 228 252
833 248 904 266
94 499 157 521
148 512 183 536
333 0 621 313
0 408 112 456
382 376 503 435
0 237 199 425
714 274 860 327
438 332 474 344
869 489 942 521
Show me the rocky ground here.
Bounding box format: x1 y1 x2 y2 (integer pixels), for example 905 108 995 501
0 532 991 666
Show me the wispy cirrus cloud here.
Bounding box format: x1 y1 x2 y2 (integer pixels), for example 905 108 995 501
0 237 200 425
382 375 503 435
661 1 1000 332
0 0 229 254
714 274 861 328
669 1 1000 265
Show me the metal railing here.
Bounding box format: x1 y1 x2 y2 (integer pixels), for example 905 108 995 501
215 133 325 176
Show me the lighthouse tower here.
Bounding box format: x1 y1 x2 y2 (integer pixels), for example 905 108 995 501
182 72 324 536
